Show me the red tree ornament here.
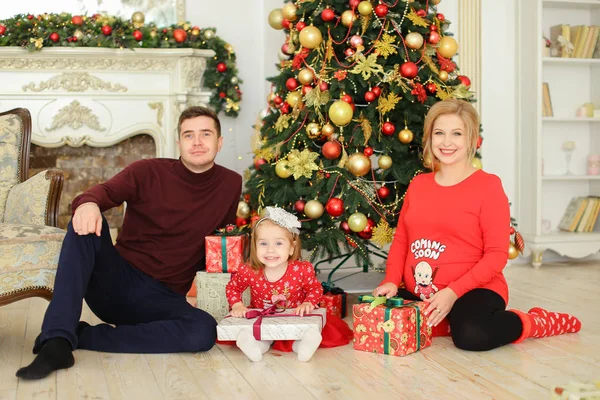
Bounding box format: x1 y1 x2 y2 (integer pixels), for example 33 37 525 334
400 62 418 79
477 136 483 149
458 75 471 88
357 218 376 239
322 141 342 160
428 31 440 44
425 82 437 94
341 94 353 104
364 91 376 103
372 86 381 97
322 9 336 22
319 81 329 91
286 77 299 91
254 158 267 169
374 4 388 18
377 186 391 199
436 13 445 21
382 121 395 136
417 9 427 17
363 146 374 156
296 21 306 31
340 221 351 234
326 198 345 217
294 200 306 213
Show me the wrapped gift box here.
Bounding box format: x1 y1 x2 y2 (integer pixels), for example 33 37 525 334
205 234 248 273
217 307 327 341
353 296 432 357
319 286 347 318
196 271 250 322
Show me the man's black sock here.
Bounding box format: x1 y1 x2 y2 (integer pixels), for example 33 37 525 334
33 321 90 355
17 337 74 380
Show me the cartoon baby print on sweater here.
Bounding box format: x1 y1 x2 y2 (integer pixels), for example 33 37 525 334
410 238 446 300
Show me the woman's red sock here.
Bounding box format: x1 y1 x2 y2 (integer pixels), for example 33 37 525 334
512 307 581 343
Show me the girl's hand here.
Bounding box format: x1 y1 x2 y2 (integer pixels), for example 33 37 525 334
295 302 315 316
372 282 399 299
423 288 458 327
231 302 248 318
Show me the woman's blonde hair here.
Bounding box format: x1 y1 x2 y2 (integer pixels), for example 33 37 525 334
247 219 302 271
422 98 480 171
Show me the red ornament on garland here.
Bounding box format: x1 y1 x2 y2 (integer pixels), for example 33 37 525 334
374 4 388 18
296 21 306 31
71 15 84 25
322 141 342 160
321 8 336 22
294 200 306 213
377 186 391 199
173 28 187 43
400 62 418 79
477 136 483 149
101 25 113 36
364 91 376 103
133 30 143 41
0 26 6 35
382 121 395 136
49 32 59 43
27 14 34 20
285 77 299 91
326 198 345 217
216 62 227 73
372 86 381 97
363 146 374 156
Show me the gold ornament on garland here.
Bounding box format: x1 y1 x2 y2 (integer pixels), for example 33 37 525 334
371 219 394 247
131 11 145 28
203 29 215 39
73 30 84 41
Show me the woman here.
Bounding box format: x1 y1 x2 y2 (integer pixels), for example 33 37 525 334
373 98 580 351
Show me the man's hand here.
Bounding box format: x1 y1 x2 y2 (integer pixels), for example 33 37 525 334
294 302 315 316
72 203 102 236
372 282 399 299
423 288 458 327
231 302 249 318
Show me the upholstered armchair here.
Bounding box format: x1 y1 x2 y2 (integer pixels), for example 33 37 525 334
0 108 65 306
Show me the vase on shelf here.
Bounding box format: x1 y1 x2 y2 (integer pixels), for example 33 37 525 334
562 141 575 175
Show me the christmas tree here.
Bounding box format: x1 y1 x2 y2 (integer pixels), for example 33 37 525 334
239 0 476 267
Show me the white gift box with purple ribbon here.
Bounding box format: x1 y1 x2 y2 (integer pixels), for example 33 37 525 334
217 307 327 341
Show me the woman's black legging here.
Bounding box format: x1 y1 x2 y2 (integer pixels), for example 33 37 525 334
396 288 524 351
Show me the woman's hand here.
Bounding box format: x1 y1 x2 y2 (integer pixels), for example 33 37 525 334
295 302 315 316
372 282 399 299
423 288 458 327
230 302 248 318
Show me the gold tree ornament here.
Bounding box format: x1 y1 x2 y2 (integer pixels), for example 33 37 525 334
439 70 449 81
275 160 293 178
348 212 368 232
398 128 413 144
304 200 324 219
236 201 251 218
405 32 424 49
347 153 372 177
328 100 354 126
358 1 373 16
508 243 519 260
132 11 145 28
286 91 302 107
305 122 321 138
438 36 459 58
471 158 482 170
341 10 357 27
378 155 393 170
268 9 284 30
298 68 315 85
371 220 394 247
299 26 323 49
321 123 335 137
282 3 298 21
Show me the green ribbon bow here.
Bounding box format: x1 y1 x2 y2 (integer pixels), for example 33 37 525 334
220 236 228 273
358 295 422 355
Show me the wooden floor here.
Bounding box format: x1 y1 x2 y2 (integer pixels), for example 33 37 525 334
1 262 598 400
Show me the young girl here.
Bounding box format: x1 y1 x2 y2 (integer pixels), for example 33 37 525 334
374 98 581 351
225 207 352 362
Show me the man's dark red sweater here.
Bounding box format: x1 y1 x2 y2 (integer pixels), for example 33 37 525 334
72 158 242 295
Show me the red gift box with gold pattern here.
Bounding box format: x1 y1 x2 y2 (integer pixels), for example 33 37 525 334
352 296 432 357
205 234 248 273
318 286 347 318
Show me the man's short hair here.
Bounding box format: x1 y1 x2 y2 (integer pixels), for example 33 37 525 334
178 106 221 138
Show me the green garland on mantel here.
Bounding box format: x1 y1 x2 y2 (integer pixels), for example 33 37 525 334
0 12 242 117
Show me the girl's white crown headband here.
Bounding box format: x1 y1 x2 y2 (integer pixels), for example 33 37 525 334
255 206 301 234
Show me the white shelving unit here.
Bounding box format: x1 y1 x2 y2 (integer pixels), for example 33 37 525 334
517 0 600 267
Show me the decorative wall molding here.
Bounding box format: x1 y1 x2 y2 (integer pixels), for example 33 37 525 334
148 102 164 127
22 72 127 93
177 0 186 23
0 58 176 71
458 0 482 114
46 101 106 132
182 57 207 90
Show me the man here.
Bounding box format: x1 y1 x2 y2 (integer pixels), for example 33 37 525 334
17 106 242 380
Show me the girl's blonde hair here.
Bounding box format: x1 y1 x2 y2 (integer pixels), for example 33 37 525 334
422 98 480 171
247 219 302 271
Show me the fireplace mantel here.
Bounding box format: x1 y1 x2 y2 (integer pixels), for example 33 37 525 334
0 47 214 157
